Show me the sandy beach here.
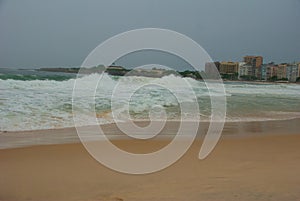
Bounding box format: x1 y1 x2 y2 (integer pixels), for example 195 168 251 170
1 1 300 200
1 120 300 201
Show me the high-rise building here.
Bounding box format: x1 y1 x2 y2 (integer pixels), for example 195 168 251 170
219 62 239 74
286 63 300 82
239 64 253 77
255 67 262 79
298 63 300 79
277 64 287 80
243 56 263 68
261 63 277 80
243 56 263 77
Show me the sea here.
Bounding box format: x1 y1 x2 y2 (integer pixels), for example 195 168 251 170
1 67 300 132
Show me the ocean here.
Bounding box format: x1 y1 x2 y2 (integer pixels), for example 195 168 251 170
1 68 300 132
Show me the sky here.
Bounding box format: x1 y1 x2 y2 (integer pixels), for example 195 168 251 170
0 0 300 70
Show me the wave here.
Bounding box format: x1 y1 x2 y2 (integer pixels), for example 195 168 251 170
0 74 74 81
1 73 300 131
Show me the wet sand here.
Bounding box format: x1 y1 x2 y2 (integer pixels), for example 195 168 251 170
1 119 300 149
1 120 300 201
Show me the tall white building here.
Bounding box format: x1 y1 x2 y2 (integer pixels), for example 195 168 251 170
239 63 254 79
286 63 300 82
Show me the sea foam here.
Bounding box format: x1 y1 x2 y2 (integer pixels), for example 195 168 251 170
1 73 300 131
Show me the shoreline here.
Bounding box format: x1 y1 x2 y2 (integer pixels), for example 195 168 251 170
223 79 300 85
1 118 300 150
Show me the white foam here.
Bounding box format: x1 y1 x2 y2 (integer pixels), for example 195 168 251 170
1 75 300 131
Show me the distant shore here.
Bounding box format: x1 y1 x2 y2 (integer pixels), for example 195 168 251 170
223 79 300 85
36 66 300 83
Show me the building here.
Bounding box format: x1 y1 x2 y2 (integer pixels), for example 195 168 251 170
239 62 246 67
205 62 220 75
243 56 263 77
298 63 300 79
277 64 288 80
219 62 239 74
286 63 300 82
255 66 262 80
261 63 277 80
243 56 263 68
297 63 300 78
239 64 253 78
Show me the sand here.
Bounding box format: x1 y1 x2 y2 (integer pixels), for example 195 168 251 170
1 120 300 201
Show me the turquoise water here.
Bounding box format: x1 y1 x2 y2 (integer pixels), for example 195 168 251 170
1 68 300 131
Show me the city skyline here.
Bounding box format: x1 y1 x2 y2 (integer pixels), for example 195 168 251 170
205 55 300 82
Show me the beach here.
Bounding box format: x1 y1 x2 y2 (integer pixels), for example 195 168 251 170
1 119 300 201
1 1 300 200
1 69 300 200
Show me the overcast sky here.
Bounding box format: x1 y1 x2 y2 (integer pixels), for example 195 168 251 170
0 0 300 69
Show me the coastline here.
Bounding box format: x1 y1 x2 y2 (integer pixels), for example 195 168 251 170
1 118 300 149
223 79 300 85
